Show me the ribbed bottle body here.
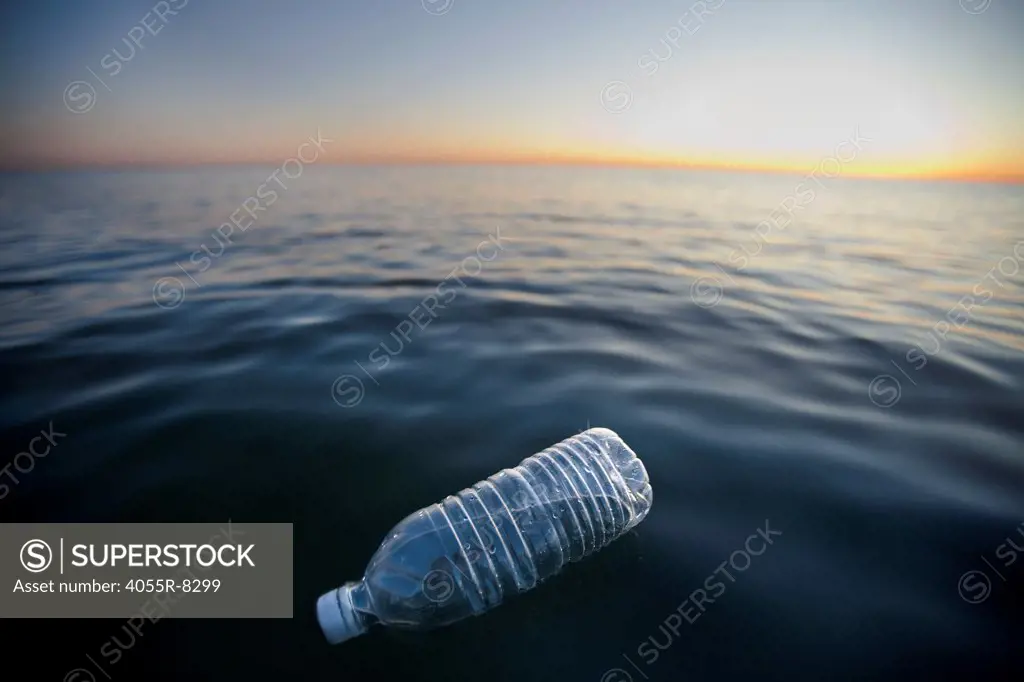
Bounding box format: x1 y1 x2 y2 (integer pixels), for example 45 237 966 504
428 427 652 615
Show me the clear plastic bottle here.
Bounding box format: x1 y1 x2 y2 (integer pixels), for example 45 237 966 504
316 427 652 644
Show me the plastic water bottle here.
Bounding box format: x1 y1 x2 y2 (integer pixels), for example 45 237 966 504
316 427 652 644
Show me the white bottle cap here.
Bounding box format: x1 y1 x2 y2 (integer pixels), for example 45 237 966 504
316 583 368 645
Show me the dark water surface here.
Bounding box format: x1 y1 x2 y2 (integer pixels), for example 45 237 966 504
1 166 1022 681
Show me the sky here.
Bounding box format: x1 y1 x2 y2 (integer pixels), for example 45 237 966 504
1 0 1022 180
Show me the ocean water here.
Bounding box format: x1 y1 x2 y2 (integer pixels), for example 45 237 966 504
1 166 1022 681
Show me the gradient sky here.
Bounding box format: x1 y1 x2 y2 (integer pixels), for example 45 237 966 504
1 0 1022 179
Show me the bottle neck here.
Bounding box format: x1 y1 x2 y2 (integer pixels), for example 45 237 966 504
347 580 378 624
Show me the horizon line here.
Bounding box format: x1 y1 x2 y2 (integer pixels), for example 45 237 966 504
1 157 1022 185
